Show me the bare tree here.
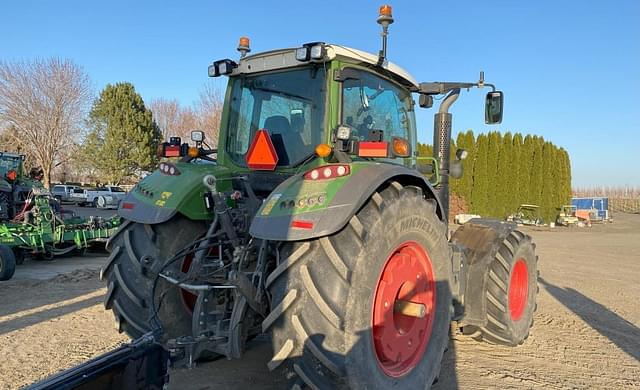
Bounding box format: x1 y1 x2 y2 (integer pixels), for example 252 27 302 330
150 82 223 146
149 98 181 140
150 98 199 140
0 58 91 188
177 107 199 139
195 82 223 146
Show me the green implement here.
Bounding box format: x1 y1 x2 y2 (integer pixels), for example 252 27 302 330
0 194 121 281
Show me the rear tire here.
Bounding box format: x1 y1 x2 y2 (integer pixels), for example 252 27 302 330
465 230 538 346
101 216 207 339
265 183 452 389
0 245 16 281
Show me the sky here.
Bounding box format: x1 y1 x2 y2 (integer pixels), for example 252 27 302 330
1 0 638 187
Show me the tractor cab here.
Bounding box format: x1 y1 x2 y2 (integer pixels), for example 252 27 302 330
0 152 42 220
0 152 23 180
209 42 422 175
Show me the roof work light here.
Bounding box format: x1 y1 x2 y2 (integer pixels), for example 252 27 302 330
208 59 238 77
295 42 326 62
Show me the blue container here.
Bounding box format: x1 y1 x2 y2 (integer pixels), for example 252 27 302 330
571 197 609 220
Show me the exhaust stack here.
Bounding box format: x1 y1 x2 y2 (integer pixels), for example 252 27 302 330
433 89 460 221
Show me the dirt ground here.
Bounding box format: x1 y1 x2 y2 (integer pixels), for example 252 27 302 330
1 213 639 389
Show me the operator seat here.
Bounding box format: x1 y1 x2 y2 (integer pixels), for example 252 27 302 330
264 115 306 165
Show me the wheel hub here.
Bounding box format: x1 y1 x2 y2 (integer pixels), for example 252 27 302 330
372 241 436 377
509 259 528 321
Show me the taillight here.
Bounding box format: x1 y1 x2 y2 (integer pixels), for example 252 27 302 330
159 162 181 176
164 145 181 157
157 137 188 158
303 164 350 180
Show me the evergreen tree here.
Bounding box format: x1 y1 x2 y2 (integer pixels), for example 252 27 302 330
564 149 573 203
416 142 430 156
495 132 513 218
470 134 489 215
453 130 475 204
512 133 524 212
416 131 572 223
551 145 562 214
521 135 536 203
558 148 572 206
462 130 476 206
86 83 161 183
529 136 544 208
540 142 556 222
485 132 502 217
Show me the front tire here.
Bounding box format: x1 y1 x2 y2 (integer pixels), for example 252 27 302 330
465 230 538 346
264 183 452 389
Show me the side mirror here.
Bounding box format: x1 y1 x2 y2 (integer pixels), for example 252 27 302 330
419 94 433 108
485 91 504 124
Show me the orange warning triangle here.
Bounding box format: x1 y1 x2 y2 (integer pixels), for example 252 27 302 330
246 129 279 170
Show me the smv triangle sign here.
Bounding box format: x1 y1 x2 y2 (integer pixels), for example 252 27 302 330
246 129 279 170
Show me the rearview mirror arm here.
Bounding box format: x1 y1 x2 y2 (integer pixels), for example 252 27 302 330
419 71 496 96
419 80 495 96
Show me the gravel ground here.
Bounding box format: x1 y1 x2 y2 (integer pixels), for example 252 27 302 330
1 213 638 389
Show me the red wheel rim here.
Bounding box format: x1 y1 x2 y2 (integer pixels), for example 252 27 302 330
180 254 197 312
509 259 529 321
372 241 436 377
180 246 221 312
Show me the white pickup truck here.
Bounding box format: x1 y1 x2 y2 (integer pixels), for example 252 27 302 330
75 186 127 208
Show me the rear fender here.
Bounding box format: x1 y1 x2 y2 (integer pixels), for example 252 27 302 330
118 164 231 225
450 218 517 327
250 162 444 241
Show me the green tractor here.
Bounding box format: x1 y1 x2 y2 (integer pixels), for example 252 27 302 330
0 151 43 220
101 6 538 389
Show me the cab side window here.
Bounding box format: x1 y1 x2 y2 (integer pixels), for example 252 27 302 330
341 69 414 146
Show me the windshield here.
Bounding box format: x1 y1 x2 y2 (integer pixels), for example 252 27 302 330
110 186 125 192
0 156 21 177
225 67 326 167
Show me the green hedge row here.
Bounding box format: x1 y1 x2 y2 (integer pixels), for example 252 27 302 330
417 131 572 222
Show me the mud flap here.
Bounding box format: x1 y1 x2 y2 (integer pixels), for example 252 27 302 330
25 334 169 390
450 218 517 327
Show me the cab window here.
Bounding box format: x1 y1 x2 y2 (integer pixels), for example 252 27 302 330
225 67 326 167
341 69 415 148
